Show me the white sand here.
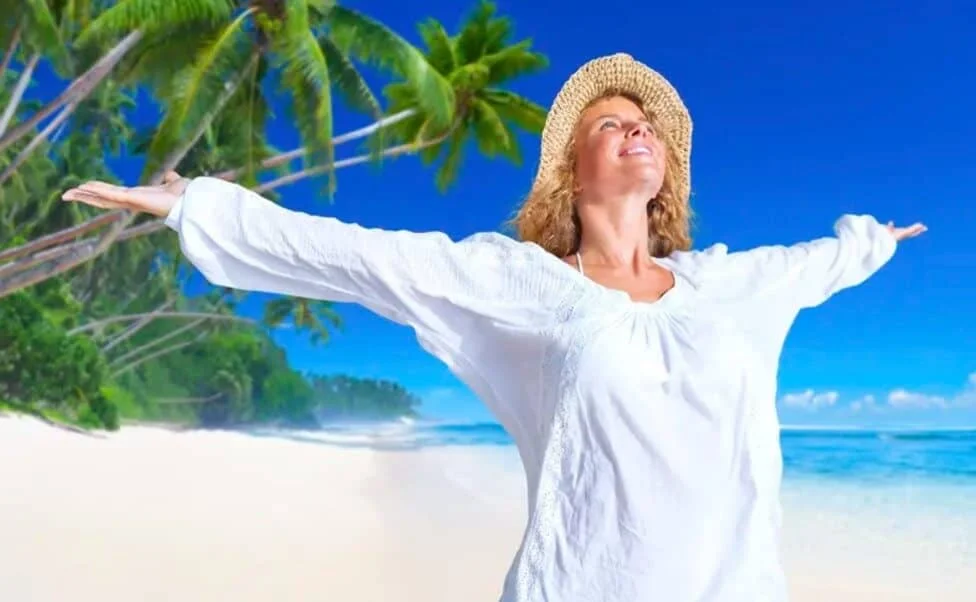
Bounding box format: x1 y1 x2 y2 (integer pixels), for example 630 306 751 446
1 415 973 601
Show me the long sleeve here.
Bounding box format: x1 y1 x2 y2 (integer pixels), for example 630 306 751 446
715 214 897 309
671 214 898 360
164 177 565 434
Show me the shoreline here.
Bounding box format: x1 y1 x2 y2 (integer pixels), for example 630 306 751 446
2 415 973 601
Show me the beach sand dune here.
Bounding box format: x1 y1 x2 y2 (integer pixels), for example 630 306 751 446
1 416 972 601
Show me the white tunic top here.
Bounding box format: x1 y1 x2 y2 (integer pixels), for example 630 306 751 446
166 177 898 601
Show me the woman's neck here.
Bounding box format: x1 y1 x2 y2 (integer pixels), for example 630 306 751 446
575 194 653 270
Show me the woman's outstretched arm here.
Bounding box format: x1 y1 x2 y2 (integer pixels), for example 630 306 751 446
719 214 925 310
62 173 563 342
666 213 926 359
63 173 564 442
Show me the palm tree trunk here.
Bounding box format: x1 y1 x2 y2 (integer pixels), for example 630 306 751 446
0 134 448 292
100 298 178 352
0 216 131 299
0 111 416 269
154 392 223 405
0 212 121 265
0 22 23 81
0 213 124 278
0 113 435 299
68 311 254 335
0 52 40 137
0 213 165 282
109 318 206 366
213 108 416 181
0 99 78 186
258 133 450 193
111 333 207 378
0 30 143 156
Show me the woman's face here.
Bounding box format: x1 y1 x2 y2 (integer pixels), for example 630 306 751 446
572 95 667 202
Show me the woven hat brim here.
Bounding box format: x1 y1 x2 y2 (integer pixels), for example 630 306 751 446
533 53 692 205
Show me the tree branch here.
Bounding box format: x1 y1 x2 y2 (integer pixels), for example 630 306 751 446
0 109 415 272
212 108 416 181
0 116 444 299
257 134 449 193
0 30 143 155
108 317 206 366
0 21 23 81
0 52 40 137
154 392 223 405
0 99 79 186
68 311 255 335
110 333 207 378
0 212 122 265
100 297 178 352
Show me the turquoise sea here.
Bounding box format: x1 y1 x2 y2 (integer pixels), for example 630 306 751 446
251 420 976 485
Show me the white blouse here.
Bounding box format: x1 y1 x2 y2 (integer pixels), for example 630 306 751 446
166 177 898 601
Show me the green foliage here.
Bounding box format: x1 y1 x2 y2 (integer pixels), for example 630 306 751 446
381 0 548 191
0 1 549 432
0 292 117 429
309 374 421 420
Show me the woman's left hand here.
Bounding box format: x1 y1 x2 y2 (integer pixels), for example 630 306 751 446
887 221 927 242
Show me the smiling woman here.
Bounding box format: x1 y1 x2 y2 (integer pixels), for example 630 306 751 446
62 52 926 602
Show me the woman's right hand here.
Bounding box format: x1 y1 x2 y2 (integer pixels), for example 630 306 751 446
62 171 191 217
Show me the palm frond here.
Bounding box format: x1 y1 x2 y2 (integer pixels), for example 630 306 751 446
317 35 380 119
449 62 490 92
470 98 512 158
483 41 548 84
141 8 254 178
434 128 466 192
23 0 70 69
482 88 547 133
63 0 96 31
119 21 225 88
77 0 236 46
329 5 454 130
416 18 455 74
273 2 335 192
454 0 495 65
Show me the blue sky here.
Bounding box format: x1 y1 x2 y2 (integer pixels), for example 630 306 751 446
41 1 975 427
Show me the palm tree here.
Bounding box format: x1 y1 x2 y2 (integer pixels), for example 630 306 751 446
0 0 144 170
261 297 342 345
263 0 549 192
80 0 453 188
0 2 549 299
0 0 454 297
0 0 71 138
383 0 549 191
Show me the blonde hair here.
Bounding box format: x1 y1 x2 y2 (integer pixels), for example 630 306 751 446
511 91 692 258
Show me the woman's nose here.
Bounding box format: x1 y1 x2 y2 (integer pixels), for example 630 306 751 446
625 123 649 138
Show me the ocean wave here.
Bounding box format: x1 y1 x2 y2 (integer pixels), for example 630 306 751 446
242 420 975 482
244 419 513 450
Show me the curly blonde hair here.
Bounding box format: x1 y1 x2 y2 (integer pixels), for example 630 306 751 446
511 91 692 258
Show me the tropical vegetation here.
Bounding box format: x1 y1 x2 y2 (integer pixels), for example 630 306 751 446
0 0 548 430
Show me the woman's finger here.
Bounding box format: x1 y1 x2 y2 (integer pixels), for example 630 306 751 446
63 193 116 209
74 180 132 203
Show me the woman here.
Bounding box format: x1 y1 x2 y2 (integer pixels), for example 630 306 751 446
64 53 925 600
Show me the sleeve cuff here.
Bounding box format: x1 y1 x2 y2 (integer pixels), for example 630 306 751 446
164 178 201 230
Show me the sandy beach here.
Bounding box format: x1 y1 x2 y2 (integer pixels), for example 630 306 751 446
1 414 973 601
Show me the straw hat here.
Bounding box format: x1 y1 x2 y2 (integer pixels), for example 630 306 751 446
532 53 693 206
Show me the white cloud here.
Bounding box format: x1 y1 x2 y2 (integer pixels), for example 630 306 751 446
956 372 976 407
779 371 976 413
780 389 839 409
887 389 948 409
849 394 877 413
